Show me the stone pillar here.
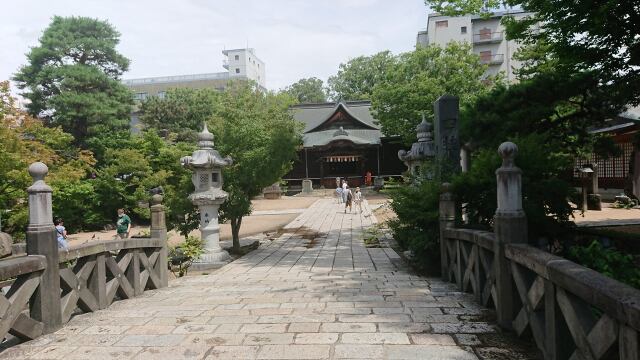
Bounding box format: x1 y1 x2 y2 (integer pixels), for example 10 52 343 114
25 162 62 333
434 95 461 179
439 183 456 281
302 179 313 194
197 202 228 264
493 142 526 329
150 194 168 287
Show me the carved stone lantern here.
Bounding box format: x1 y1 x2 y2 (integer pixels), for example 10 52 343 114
180 124 233 269
398 114 436 179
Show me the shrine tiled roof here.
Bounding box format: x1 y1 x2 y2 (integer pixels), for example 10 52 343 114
290 101 382 147
290 101 379 133
302 129 381 148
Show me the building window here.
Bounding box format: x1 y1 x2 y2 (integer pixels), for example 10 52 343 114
436 20 448 28
480 51 492 63
479 27 492 40
133 92 148 101
235 68 240 74
157 91 166 99
234 55 239 60
461 26 467 34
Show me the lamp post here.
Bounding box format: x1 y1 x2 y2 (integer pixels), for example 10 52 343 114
181 124 233 269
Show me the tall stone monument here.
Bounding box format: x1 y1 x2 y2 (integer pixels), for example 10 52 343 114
434 95 461 178
181 124 233 269
398 114 436 179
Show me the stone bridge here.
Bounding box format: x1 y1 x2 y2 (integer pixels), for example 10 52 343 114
1 184 533 358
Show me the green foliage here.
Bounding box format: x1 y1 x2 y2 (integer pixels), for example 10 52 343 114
371 43 496 145
453 134 576 240
328 51 396 101
140 83 303 252
387 180 441 274
567 241 640 289
139 88 221 141
0 86 96 235
169 235 204 277
283 77 327 103
612 199 639 210
362 225 382 247
211 83 303 252
91 129 195 234
13 16 133 157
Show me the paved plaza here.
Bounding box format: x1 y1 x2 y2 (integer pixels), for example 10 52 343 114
1 199 536 359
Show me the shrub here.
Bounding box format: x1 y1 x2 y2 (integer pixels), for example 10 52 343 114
567 240 640 289
387 180 441 274
169 235 204 277
453 134 576 243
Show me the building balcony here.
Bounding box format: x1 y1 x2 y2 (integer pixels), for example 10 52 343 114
473 31 503 44
479 54 504 65
222 59 229 69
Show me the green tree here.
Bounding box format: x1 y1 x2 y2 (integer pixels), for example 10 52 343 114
371 43 495 144
328 51 396 101
13 16 133 156
283 77 327 103
0 83 96 235
140 88 221 141
137 84 303 252
210 83 303 253
424 0 640 119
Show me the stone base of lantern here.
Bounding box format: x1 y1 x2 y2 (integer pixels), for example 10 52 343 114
190 249 231 270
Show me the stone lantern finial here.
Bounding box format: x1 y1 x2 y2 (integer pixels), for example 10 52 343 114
198 123 215 149
498 142 518 168
416 114 432 143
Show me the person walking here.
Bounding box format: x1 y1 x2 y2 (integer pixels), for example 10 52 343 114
341 180 348 203
344 186 353 213
336 185 343 204
116 208 131 239
55 218 68 250
354 187 363 214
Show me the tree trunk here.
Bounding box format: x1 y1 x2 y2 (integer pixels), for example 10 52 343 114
230 217 242 254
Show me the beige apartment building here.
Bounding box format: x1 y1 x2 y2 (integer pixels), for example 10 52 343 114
417 10 534 82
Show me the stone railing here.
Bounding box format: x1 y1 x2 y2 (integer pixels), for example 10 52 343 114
0 162 168 346
439 143 640 360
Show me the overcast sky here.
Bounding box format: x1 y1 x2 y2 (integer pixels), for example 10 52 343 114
1 0 429 93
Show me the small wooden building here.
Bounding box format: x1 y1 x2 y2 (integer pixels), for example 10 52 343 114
573 108 640 199
284 101 405 188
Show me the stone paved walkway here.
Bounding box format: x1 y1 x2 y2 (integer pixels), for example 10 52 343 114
2 199 536 359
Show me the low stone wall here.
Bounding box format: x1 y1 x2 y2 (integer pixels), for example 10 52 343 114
0 162 169 348
439 143 640 360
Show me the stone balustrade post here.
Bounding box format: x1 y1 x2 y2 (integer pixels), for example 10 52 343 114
493 142 527 329
25 162 62 333
439 183 456 282
150 194 168 287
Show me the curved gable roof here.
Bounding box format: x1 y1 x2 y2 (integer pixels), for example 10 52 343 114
291 101 379 133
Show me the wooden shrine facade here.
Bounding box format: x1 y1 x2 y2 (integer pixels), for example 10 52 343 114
284 101 404 188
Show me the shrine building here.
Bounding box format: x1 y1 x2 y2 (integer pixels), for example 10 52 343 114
284 101 405 188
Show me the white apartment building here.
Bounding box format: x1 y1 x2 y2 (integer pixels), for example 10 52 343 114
417 10 534 83
123 48 266 102
222 48 266 89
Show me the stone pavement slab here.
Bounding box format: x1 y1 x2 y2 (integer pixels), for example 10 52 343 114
1 198 538 359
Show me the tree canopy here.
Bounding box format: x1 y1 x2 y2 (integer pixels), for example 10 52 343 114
139 83 303 252
13 16 133 155
327 51 396 101
371 43 495 144
283 77 327 103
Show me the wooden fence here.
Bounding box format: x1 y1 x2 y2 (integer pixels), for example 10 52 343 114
0 162 168 346
439 142 639 359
